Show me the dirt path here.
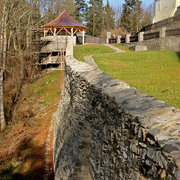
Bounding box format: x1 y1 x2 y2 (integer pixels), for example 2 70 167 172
44 113 56 180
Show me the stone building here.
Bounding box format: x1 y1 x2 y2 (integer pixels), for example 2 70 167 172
154 0 180 23
39 10 88 69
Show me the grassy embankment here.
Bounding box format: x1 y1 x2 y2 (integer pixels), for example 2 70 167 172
74 44 180 109
0 71 63 179
74 44 116 62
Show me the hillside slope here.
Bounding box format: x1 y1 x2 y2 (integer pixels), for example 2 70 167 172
0 71 63 179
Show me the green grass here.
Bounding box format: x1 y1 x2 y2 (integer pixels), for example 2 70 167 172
74 44 116 62
74 44 180 108
29 71 62 106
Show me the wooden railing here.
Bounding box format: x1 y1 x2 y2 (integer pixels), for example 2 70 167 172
166 29 180 36
121 38 125 43
143 32 159 40
130 35 138 42
109 38 116 43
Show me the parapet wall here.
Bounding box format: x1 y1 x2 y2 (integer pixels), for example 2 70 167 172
140 15 180 33
126 36 180 52
54 56 180 180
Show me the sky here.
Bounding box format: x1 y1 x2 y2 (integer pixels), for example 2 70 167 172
103 0 154 8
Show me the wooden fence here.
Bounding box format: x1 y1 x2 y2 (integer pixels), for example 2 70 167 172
144 32 159 40
139 14 180 33
166 29 180 36
77 36 106 44
121 38 125 43
130 35 138 42
109 38 116 43
77 27 180 45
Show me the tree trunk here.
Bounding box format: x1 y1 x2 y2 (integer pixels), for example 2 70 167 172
26 14 31 50
0 0 8 130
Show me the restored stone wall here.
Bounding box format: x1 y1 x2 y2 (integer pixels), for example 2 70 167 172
125 36 180 52
140 15 180 33
54 56 180 180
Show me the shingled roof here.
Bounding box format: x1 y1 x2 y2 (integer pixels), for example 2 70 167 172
42 10 88 31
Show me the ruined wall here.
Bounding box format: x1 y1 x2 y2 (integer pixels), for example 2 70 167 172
54 56 180 180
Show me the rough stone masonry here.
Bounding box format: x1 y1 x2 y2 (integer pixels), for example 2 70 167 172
53 56 180 180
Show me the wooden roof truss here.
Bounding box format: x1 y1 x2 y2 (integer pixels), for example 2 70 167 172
44 27 84 37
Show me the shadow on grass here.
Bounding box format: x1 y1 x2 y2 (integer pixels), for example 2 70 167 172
177 52 180 62
0 136 54 180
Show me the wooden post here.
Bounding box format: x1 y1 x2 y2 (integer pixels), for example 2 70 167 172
125 34 130 43
54 28 57 36
160 27 166 38
82 30 85 44
117 35 121 44
138 32 144 42
71 28 73 36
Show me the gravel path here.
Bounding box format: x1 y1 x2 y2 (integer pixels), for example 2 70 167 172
84 44 124 68
103 44 125 53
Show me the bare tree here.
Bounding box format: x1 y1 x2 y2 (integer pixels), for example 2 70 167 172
0 0 8 130
0 0 42 130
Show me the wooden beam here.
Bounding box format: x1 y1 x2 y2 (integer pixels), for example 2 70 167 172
73 29 78 35
56 28 63 35
54 28 57 36
64 28 71 36
82 30 85 44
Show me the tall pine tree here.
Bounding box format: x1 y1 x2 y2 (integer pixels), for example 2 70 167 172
86 0 104 36
74 0 87 22
104 0 115 30
121 0 143 34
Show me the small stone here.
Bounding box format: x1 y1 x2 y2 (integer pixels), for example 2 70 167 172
160 170 166 179
146 137 155 145
163 144 179 153
138 128 142 139
142 129 146 142
147 148 154 159
139 142 147 148
146 159 152 166
123 152 128 159
134 124 138 134
158 169 162 175
141 149 147 159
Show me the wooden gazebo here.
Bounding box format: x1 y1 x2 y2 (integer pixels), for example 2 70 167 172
42 10 88 44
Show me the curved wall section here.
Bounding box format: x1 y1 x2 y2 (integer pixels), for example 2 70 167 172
54 56 180 180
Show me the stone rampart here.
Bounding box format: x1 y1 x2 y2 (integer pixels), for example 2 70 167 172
140 15 180 33
125 36 180 52
54 56 180 180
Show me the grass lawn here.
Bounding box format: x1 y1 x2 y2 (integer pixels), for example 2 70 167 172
74 44 116 62
74 44 180 108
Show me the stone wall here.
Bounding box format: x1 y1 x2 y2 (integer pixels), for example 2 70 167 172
40 36 76 56
54 56 180 180
140 15 180 33
125 36 180 52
